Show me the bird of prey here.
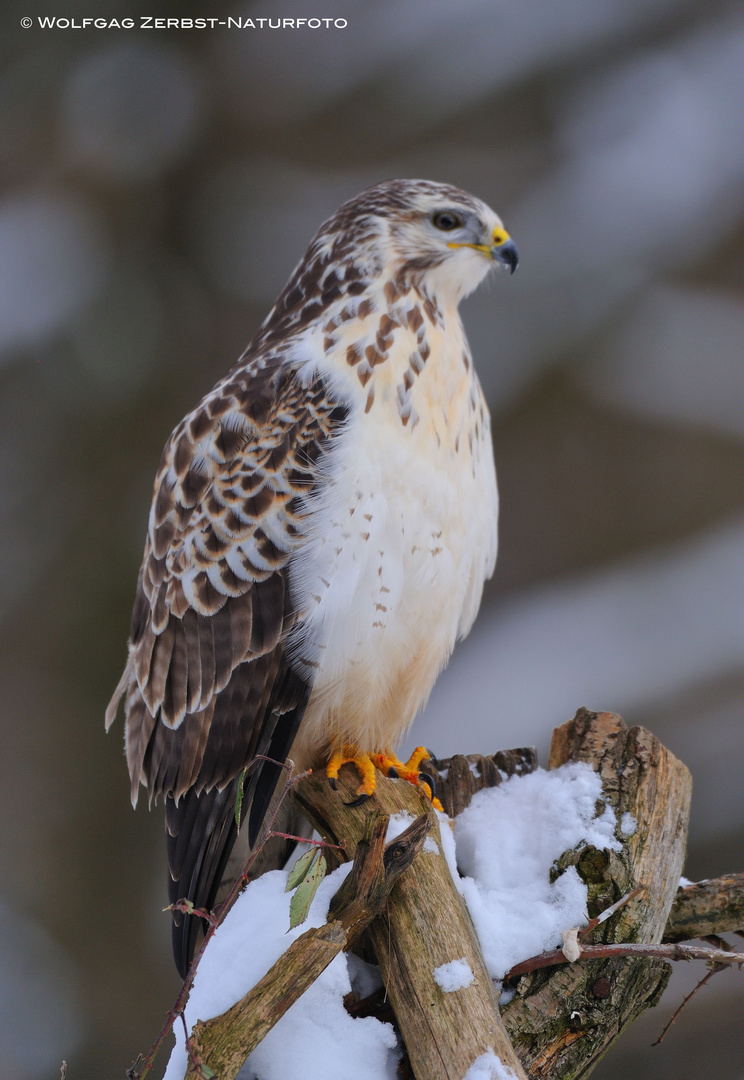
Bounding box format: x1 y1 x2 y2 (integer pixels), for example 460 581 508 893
107 179 518 977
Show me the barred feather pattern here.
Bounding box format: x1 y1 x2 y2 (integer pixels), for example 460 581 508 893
108 360 347 805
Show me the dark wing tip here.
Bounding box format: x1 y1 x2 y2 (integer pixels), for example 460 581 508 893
166 783 239 979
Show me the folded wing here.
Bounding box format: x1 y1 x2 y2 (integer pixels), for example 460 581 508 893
107 355 346 975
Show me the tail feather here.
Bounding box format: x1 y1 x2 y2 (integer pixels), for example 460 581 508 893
164 667 311 978
166 783 239 980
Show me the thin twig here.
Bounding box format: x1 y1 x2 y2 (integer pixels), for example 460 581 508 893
166 901 220 925
181 1013 208 1080
578 888 644 942
267 830 345 850
504 940 744 985
652 933 736 1046
651 966 724 1047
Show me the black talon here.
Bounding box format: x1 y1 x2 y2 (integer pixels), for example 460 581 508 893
387 766 399 778
344 793 371 807
419 771 436 798
329 777 338 790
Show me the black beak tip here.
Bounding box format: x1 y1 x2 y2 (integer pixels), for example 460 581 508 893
494 239 519 275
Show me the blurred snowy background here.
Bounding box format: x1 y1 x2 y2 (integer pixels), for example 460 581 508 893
1 0 742 1076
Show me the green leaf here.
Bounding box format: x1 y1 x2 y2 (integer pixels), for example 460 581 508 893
288 852 326 930
285 847 320 892
234 767 247 831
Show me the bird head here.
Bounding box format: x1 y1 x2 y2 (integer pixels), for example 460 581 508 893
318 179 518 306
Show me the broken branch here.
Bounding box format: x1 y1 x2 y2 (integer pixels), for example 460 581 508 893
664 873 744 943
185 812 428 1080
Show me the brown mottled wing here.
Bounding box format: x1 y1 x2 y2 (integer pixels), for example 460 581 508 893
107 357 346 976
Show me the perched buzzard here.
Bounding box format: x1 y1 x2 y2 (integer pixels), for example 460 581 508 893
107 179 518 976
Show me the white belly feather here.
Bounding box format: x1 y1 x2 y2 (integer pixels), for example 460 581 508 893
287 317 498 762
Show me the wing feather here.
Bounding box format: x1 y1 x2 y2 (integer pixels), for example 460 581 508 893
145 619 175 718
249 573 285 655
228 590 254 665
195 610 216 711
108 356 347 974
164 618 188 727
211 599 237 692
181 609 202 713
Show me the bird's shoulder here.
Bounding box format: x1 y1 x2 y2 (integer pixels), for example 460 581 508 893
147 357 342 592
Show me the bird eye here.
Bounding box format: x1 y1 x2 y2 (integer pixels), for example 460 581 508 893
432 211 462 232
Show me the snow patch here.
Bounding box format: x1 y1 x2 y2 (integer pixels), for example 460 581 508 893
346 952 383 1001
619 811 637 837
679 876 705 888
463 1049 517 1079
436 808 462 892
163 864 398 1080
386 811 416 841
433 958 475 992
455 762 620 981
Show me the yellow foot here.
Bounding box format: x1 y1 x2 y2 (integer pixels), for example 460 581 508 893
326 744 444 811
371 746 444 812
326 746 377 807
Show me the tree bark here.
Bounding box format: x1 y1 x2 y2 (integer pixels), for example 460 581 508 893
429 747 538 818
663 873 744 943
186 812 429 1080
501 709 692 1079
295 765 530 1080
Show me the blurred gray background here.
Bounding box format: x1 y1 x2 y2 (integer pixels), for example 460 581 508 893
1 0 743 1076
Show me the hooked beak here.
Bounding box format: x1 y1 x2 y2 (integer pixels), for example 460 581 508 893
491 230 519 274
448 227 519 274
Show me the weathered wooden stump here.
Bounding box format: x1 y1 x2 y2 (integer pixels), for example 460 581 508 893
167 709 744 1080
501 709 691 1079
295 751 532 1080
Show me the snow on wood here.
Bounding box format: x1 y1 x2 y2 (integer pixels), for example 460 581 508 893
433 958 476 993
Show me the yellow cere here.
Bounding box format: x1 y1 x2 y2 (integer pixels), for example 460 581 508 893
447 226 511 256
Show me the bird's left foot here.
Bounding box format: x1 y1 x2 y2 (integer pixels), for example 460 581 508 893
327 747 378 807
326 745 442 811
372 746 443 811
